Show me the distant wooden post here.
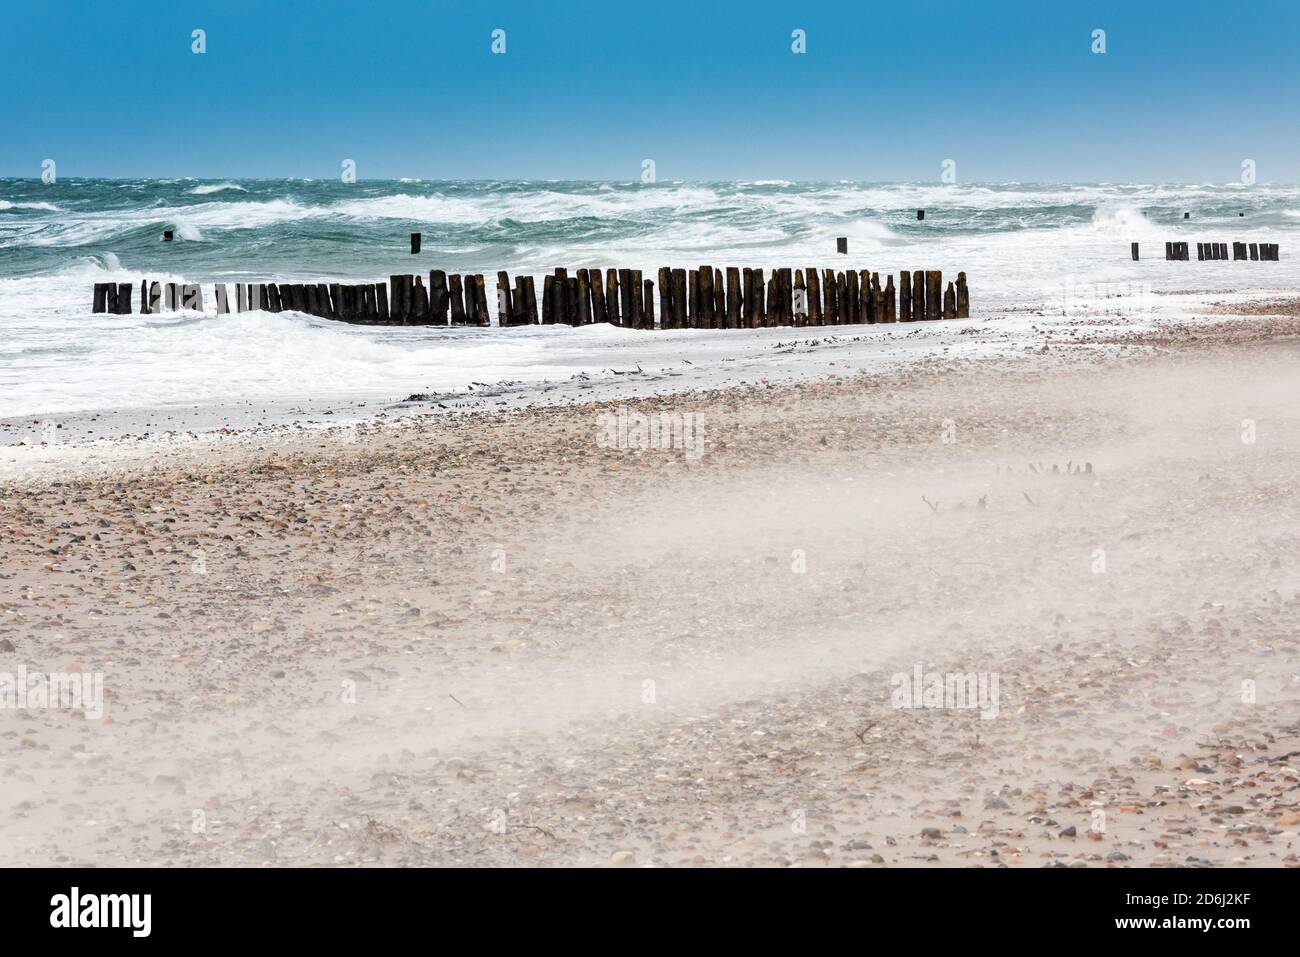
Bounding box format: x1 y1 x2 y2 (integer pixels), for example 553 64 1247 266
1249 243 1259 261
955 272 969 319
92 283 109 313
1132 242 1140 261
304 284 319 316
837 237 847 254
411 232 421 255
1233 242 1246 260
214 284 229 314
183 284 203 312
1196 243 1204 261
449 274 468 324
115 282 132 314
916 210 925 221
371 282 384 322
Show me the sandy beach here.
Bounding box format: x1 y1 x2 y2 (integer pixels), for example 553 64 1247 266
2 303 1299 868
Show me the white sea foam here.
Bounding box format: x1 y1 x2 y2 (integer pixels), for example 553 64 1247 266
189 182 248 195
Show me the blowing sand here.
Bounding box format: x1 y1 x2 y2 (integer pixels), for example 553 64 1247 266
2 312 1300 867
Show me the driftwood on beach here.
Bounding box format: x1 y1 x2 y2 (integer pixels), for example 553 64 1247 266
90 267 972 327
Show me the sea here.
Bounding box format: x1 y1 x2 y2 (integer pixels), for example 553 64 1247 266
2 178 1298 432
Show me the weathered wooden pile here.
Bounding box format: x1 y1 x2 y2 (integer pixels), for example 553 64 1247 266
92 267 971 327
1134 241 1280 261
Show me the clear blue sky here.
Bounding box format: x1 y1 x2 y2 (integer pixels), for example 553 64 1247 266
3 0 1297 182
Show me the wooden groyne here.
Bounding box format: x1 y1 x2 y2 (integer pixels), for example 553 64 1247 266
1133 242 1279 261
92 268 971 327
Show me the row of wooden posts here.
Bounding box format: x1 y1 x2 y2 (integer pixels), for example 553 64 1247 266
1130 241 1281 261
92 267 971 326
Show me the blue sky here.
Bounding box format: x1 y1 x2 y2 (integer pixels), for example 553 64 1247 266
2 0 1297 182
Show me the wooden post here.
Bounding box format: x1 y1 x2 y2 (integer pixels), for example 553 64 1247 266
475 275 491 325
182 284 202 312
524 276 538 323
430 271 449 324
806 268 822 326
630 270 644 328
642 279 654 330
883 274 896 322
835 271 848 325
672 268 688 330
793 270 807 326
1132 242 1140 261
858 270 872 323
916 210 925 221
943 281 956 319
370 282 384 322
726 267 742 329
1233 242 1246 260
687 269 700 329
837 237 847 254
449 274 468 324
766 272 778 327
926 271 942 321
605 269 620 326
911 270 925 322
554 268 570 325
657 268 674 329
574 270 590 324
1196 243 1205 261
822 269 837 326
389 275 405 321
304 284 320 316
115 282 132 314
1249 243 1259 261
411 276 428 322
846 269 860 324
713 268 725 327
541 274 554 324
565 275 579 326
753 268 767 328
103 283 119 314
955 272 969 319
621 269 637 328
92 283 110 313
327 284 342 321
411 232 421 255
498 271 513 325
213 284 228 314
699 265 715 329
589 269 606 324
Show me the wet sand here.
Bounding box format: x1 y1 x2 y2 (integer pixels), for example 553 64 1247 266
2 311 1299 867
